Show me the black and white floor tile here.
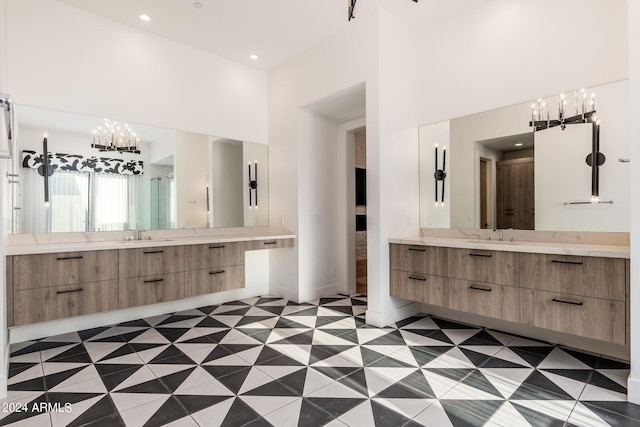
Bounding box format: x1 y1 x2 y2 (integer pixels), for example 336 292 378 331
1 294 639 426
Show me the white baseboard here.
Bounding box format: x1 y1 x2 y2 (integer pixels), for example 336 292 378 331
269 285 300 303
9 285 268 344
628 376 640 404
299 283 339 303
366 301 421 328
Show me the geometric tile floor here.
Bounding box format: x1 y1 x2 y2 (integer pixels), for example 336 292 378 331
1 294 639 426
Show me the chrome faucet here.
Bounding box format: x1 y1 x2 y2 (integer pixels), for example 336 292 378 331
493 229 504 241
137 229 144 240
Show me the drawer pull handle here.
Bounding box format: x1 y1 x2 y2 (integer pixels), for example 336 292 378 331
551 260 583 265
209 245 225 249
469 253 492 258
56 288 83 294
552 297 583 306
56 255 83 261
143 250 164 254
143 278 164 284
408 276 426 282
469 285 492 292
209 270 226 275
263 241 278 245
408 248 426 252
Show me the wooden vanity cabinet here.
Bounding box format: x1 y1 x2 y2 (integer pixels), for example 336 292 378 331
389 242 629 345
519 253 625 301
447 279 520 323
11 251 119 326
390 270 446 307
119 246 184 278
119 273 184 309
389 244 447 307
13 250 118 289
14 281 119 325
520 288 626 345
184 242 246 297
244 238 294 251
118 246 185 308
447 248 516 285
519 253 627 344
7 237 293 326
390 244 446 276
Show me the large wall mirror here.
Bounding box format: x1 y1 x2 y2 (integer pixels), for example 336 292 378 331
8 105 268 234
419 79 629 232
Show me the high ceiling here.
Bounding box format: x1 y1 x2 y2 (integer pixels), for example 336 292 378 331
56 0 485 71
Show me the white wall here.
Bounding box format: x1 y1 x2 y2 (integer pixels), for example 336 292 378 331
296 110 340 301
419 121 450 228
5 0 267 143
267 1 378 303
627 0 640 405
174 131 209 228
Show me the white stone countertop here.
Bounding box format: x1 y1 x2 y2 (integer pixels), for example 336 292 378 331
5 230 295 256
389 236 630 259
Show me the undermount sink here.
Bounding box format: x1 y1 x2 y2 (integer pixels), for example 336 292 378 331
124 238 173 244
464 238 520 245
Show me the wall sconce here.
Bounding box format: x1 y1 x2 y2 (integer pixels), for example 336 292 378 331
434 144 446 206
248 161 258 208
530 90 608 204
38 135 55 208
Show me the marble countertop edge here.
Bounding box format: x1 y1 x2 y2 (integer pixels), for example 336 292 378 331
6 233 296 256
389 236 630 259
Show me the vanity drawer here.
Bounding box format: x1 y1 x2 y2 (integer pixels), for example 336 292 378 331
119 272 184 309
521 289 625 345
13 280 119 325
13 250 118 290
519 253 625 301
184 242 245 270
447 279 520 323
390 244 446 276
244 238 295 251
119 246 184 278
184 265 244 297
447 248 516 285
390 270 446 306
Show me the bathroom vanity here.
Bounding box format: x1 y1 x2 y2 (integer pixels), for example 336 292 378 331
6 232 294 326
389 234 629 345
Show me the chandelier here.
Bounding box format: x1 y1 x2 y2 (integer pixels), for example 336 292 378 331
91 120 140 154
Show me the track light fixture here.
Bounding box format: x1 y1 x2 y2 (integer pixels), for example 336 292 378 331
349 0 417 21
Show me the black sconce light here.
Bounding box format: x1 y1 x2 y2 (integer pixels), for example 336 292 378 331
530 90 609 205
38 135 55 208
248 161 258 208
434 144 446 206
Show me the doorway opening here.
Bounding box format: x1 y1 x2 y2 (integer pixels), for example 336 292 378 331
477 132 534 230
354 129 367 295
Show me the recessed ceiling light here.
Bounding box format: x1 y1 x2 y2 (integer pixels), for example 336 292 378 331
515 143 523 147
139 14 151 21
193 2 203 8
249 54 258 60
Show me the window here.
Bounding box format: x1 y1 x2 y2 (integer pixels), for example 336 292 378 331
49 170 130 232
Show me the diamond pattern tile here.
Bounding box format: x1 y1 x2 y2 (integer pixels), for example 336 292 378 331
1 294 638 426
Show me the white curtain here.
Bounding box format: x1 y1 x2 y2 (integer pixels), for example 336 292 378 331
21 169 136 233
94 173 128 231
50 170 89 232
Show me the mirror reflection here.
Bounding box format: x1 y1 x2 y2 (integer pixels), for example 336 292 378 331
11 105 268 234
419 80 629 232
